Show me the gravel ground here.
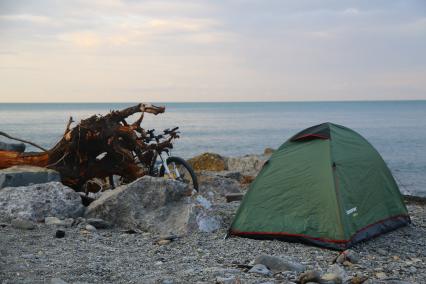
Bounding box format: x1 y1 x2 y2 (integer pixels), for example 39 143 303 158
0 202 425 284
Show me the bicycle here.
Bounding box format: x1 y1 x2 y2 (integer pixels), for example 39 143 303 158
139 127 198 192
84 126 198 197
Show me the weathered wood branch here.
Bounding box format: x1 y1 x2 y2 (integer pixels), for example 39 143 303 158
0 102 165 191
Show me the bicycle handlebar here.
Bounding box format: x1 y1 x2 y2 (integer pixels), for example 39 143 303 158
143 127 179 143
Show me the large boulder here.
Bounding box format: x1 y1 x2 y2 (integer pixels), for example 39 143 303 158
187 153 226 172
85 176 223 235
0 182 84 222
0 166 61 189
225 154 267 176
196 171 242 202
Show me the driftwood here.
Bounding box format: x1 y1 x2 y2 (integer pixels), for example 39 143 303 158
0 103 165 191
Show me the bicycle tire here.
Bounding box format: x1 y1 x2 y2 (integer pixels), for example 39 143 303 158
159 156 199 192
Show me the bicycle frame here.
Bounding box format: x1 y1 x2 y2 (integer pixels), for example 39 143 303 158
149 149 182 179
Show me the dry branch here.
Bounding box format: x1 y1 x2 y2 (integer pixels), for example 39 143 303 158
0 103 165 191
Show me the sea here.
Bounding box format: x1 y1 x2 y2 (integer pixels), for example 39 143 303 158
0 101 425 197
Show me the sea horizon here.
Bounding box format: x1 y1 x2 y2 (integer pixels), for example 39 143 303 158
1 99 425 104
0 100 425 197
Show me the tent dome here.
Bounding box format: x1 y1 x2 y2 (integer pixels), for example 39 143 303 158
229 122 410 249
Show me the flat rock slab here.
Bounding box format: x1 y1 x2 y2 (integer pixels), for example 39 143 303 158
0 182 84 222
0 166 60 189
254 254 306 273
0 141 26 152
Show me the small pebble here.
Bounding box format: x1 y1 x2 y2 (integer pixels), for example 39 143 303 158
55 229 65 238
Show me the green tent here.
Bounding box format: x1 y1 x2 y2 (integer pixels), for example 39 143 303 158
229 122 410 249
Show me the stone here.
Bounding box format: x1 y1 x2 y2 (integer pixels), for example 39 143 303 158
225 154 267 176
196 211 221 233
197 172 242 201
240 175 255 185
0 166 60 189
263 147 275 155
55 229 65 238
11 218 35 230
45 216 65 226
85 224 97 232
375 272 386 279
376 248 387 256
248 264 272 276
349 275 368 284
157 239 171 245
187 153 226 171
0 182 84 222
225 193 244 202
254 254 306 273
215 276 238 284
85 176 222 234
86 218 111 229
50 278 68 284
193 195 222 233
335 249 359 264
0 141 26 152
298 270 322 284
320 273 342 284
196 195 212 209
63 218 75 227
319 264 347 284
221 171 243 181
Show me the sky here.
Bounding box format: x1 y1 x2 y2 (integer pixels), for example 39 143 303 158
0 0 425 102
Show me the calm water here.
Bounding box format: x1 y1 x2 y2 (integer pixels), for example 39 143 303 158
0 101 425 197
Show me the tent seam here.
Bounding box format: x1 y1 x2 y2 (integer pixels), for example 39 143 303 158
328 128 347 240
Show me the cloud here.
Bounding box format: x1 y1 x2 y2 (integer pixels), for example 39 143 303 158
146 18 219 33
57 16 227 48
59 32 102 48
0 0 425 102
342 8 360 15
0 14 52 24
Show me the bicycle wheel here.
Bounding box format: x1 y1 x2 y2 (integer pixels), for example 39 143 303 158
160 156 199 192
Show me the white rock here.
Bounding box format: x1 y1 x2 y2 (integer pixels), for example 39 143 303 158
196 195 212 209
85 224 97 232
225 155 267 176
11 218 35 230
45 216 65 226
0 182 84 222
85 176 223 235
248 264 272 276
196 212 222 233
254 254 306 273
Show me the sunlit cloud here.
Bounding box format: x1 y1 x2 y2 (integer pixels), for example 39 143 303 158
57 16 226 48
59 32 102 48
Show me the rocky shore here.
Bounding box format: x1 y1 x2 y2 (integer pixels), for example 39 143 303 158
0 152 425 284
